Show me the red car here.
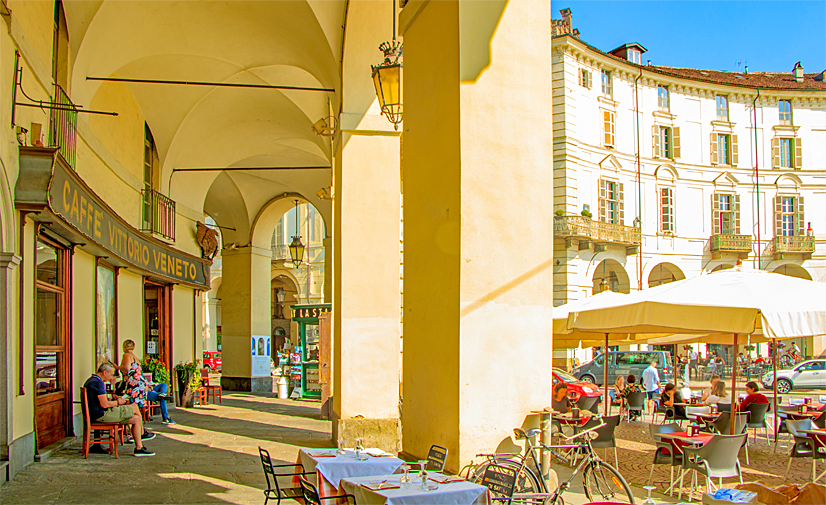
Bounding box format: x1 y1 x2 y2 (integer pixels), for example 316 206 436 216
553 368 602 410
203 351 222 371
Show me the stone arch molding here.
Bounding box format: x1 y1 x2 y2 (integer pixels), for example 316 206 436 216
598 154 622 173
654 165 679 182
250 194 329 250
775 173 802 190
712 172 739 188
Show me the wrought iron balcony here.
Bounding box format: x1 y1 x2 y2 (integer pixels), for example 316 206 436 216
49 84 77 169
554 215 641 254
766 235 815 260
141 188 175 241
709 233 752 258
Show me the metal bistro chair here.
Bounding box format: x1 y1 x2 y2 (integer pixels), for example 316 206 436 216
481 463 518 504
582 415 621 466
625 391 646 422
426 444 448 472
648 423 684 495
679 433 747 503
774 406 803 453
575 395 600 414
258 446 314 505
298 475 356 505
744 403 771 445
782 419 816 481
711 412 751 465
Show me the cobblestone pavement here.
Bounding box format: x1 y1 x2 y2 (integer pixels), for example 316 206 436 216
612 416 819 501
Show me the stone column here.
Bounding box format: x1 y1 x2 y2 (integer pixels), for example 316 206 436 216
323 237 332 303
0 253 21 463
219 246 273 392
400 0 554 472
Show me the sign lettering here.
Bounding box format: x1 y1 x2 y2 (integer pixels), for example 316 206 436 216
48 162 209 288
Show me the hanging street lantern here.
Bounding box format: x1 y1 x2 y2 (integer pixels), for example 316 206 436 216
371 1 402 130
372 40 402 130
289 200 305 267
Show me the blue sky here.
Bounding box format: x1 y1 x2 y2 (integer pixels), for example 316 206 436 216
553 1 825 73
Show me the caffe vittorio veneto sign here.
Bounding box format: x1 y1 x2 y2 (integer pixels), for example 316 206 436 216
47 161 210 289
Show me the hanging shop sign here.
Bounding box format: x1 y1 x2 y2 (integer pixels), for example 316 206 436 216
16 147 210 289
291 304 332 321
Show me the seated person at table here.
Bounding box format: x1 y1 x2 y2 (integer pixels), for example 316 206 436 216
754 356 765 364
737 381 768 412
84 363 155 457
610 376 626 409
661 383 687 419
700 374 720 403
703 380 732 406
552 382 571 413
621 374 643 420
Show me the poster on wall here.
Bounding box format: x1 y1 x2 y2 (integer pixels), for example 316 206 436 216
251 335 271 377
147 341 157 354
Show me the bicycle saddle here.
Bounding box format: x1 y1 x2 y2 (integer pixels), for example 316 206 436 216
513 428 542 440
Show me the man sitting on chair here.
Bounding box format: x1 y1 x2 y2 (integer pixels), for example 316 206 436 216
84 363 155 457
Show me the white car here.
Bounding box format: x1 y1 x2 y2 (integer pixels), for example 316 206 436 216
762 359 826 394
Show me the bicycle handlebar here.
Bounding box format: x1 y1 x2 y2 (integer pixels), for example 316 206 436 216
557 421 605 441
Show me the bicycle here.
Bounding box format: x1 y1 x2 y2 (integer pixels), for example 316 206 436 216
463 415 635 504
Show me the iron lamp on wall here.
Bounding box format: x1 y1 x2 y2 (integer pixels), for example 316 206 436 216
372 41 403 130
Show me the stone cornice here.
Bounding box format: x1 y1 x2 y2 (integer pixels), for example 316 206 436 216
0 253 21 270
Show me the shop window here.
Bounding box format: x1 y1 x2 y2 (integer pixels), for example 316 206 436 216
35 239 67 396
95 263 117 366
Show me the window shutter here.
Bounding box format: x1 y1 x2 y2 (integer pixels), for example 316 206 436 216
603 111 614 147
599 179 606 222
731 135 739 166
795 138 803 169
774 197 782 236
798 196 805 236
734 194 741 234
653 125 660 158
772 138 780 168
712 194 721 235
710 133 718 165
671 188 676 233
673 127 681 159
618 182 625 225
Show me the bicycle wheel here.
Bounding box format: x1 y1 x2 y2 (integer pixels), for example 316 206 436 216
469 457 543 496
779 355 793 369
582 459 635 504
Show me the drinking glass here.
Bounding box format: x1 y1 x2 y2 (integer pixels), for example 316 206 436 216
643 486 656 505
420 468 429 490
355 438 367 460
399 464 412 486
336 439 346 455
417 460 429 481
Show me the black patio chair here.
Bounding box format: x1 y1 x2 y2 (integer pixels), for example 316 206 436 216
298 475 356 505
625 391 646 422
426 444 448 472
647 422 683 495
679 434 746 503
744 403 771 445
481 463 547 505
710 412 751 464
258 446 314 505
783 419 816 480
575 395 600 414
581 415 621 466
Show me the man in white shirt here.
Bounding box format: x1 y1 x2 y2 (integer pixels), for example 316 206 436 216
642 360 661 400
689 349 698 380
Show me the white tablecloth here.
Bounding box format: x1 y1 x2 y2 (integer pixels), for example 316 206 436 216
339 473 490 505
299 448 404 489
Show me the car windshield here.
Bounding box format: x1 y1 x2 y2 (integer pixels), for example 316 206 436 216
554 369 580 383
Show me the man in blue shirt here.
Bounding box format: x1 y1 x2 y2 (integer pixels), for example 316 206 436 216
84 363 155 457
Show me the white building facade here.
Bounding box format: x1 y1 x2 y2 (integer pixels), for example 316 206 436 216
552 16 826 362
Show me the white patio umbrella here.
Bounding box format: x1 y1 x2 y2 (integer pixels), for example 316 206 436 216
566 265 826 432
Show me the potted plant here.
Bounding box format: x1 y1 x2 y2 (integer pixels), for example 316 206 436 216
174 361 201 408
141 356 170 386
580 209 593 218
554 209 565 216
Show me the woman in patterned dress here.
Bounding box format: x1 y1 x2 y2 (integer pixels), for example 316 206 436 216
115 340 175 425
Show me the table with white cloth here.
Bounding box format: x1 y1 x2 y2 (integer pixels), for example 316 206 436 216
339 473 490 505
296 448 404 501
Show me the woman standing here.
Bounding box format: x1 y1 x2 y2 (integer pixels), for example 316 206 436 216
115 340 175 425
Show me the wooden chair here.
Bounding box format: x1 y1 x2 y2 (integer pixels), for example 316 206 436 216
80 386 124 459
200 368 222 404
141 401 161 422
194 386 208 406
258 447 314 505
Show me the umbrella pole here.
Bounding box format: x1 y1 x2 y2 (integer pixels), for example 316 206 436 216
604 332 609 416
731 334 738 435
773 338 778 435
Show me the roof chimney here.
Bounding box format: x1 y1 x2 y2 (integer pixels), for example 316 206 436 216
793 61 804 83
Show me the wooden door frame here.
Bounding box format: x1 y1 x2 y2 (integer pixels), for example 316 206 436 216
144 280 173 368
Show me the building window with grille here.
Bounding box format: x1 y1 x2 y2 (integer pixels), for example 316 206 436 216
599 179 624 225
653 126 680 159
779 100 792 125
602 111 615 148
716 95 728 120
580 69 591 88
713 193 739 235
601 71 612 96
658 85 669 110
660 187 675 233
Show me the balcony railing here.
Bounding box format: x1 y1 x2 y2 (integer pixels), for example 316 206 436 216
48 84 77 169
141 188 175 241
766 235 815 259
709 233 752 257
554 215 641 253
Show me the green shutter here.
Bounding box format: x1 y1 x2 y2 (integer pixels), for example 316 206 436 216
712 193 720 235
731 135 739 166
734 194 741 235
618 182 624 225
798 196 805 236
673 127 681 159
795 138 803 169
599 179 606 222
772 137 780 168
710 133 718 165
653 126 660 158
774 197 783 236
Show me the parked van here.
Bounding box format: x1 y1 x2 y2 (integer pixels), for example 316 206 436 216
571 350 674 387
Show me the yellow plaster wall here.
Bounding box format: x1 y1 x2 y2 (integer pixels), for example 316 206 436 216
12 219 35 440
7 0 54 74
118 270 144 360
172 286 195 366
88 81 146 186
71 250 95 417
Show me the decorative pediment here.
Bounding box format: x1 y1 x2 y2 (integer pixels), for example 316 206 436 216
598 154 622 173
712 172 739 188
654 165 679 182
775 173 802 189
